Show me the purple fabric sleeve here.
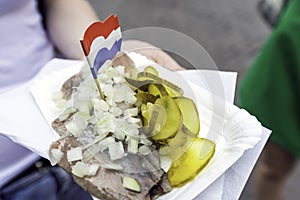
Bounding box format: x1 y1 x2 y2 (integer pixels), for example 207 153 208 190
0 0 54 186
0 134 40 188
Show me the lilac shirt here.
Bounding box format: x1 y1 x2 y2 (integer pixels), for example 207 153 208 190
0 0 54 187
0 0 54 92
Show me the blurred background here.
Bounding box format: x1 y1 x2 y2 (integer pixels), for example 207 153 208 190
88 0 300 199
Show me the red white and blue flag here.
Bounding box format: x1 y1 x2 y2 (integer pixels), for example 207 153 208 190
80 14 122 79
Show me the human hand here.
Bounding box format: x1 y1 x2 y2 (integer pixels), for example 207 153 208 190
122 40 185 71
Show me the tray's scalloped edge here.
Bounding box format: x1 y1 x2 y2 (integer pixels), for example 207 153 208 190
157 82 262 200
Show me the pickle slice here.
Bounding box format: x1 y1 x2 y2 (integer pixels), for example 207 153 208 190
141 103 167 136
137 72 183 97
159 126 195 160
143 66 158 76
159 97 200 158
125 77 154 91
135 93 157 104
175 97 200 135
167 138 215 187
151 96 182 140
148 84 168 97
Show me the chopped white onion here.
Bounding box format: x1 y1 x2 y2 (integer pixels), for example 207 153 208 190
159 156 172 172
128 137 139 154
105 66 119 79
138 145 152 155
83 132 109 151
98 73 109 82
126 117 141 124
113 76 124 84
109 141 125 161
112 88 127 103
52 64 148 166
83 144 102 161
102 84 114 99
122 176 141 192
71 162 99 178
140 138 152 146
100 163 123 171
71 162 86 178
58 113 70 121
94 113 116 135
67 147 83 162
122 123 140 137
50 148 64 164
123 108 138 117
98 137 115 152
114 66 125 75
72 112 90 131
88 115 97 125
113 128 126 141
65 122 82 137
110 107 123 116
79 101 92 113
85 163 100 176
94 99 110 112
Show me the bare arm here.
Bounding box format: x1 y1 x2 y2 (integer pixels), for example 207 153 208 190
43 1 183 70
44 0 99 60
122 40 185 70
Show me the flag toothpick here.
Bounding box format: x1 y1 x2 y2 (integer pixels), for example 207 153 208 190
80 14 122 100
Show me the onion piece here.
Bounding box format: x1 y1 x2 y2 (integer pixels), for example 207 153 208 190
71 162 100 178
85 163 100 176
113 129 126 141
138 145 152 155
65 122 82 137
49 148 64 165
94 99 110 112
79 101 92 113
94 113 116 135
83 133 110 150
122 176 141 192
58 113 70 121
100 163 123 171
110 106 123 116
98 137 115 152
109 141 125 161
123 108 139 117
128 137 139 154
140 138 152 146
126 117 141 124
67 147 83 162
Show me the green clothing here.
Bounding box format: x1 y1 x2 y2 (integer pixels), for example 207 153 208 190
239 0 300 157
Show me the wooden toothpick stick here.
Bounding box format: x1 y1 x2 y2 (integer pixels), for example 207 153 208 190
94 78 105 100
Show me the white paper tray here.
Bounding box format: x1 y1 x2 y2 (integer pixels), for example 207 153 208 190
30 53 262 200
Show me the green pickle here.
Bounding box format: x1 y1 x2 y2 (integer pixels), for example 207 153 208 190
151 96 182 140
141 103 167 136
143 66 158 76
167 138 215 187
128 65 215 188
148 84 168 97
137 72 183 97
159 127 195 160
124 77 153 92
135 93 157 104
174 97 200 134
